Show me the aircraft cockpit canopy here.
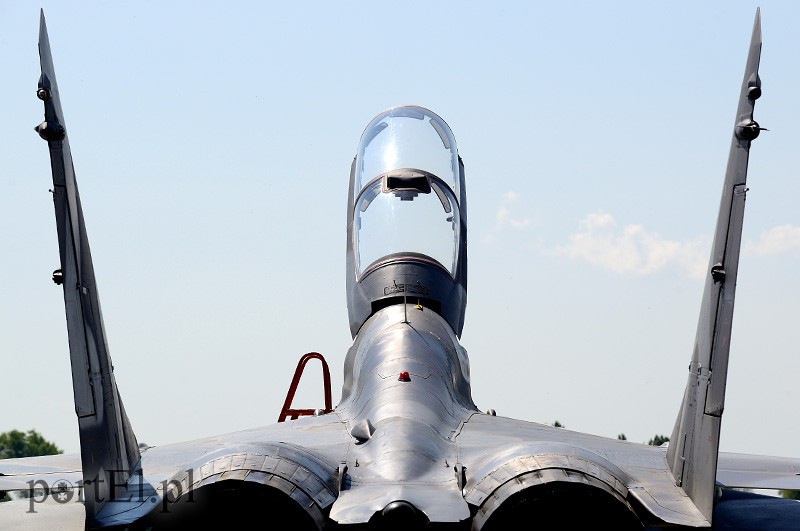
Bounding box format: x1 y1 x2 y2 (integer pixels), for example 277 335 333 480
353 106 462 278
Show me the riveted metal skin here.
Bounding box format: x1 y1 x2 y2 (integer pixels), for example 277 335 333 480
332 305 475 524
8 9 800 531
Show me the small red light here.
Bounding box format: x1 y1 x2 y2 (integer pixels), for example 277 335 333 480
398 371 411 382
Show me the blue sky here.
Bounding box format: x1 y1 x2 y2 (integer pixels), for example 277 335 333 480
1 2 799 460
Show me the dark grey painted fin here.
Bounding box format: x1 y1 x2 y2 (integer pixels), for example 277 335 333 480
36 10 140 524
666 9 763 522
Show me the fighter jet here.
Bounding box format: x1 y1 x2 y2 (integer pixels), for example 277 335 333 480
2 8 800 530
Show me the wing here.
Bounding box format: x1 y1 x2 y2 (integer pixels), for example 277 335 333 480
454 414 800 529
0 453 82 491
717 451 800 491
86 416 351 528
0 417 352 528
0 453 84 529
715 451 800 528
455 414 709 528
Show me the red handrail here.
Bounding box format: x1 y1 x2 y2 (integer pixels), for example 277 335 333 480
277 352 333 422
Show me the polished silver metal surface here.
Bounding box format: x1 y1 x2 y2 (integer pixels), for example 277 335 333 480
4 8 800 530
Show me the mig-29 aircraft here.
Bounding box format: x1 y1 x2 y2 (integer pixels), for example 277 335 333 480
2 8 800 530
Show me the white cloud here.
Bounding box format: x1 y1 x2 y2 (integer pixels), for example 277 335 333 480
743 225 800 256
554 212 707 277
482 192 532 244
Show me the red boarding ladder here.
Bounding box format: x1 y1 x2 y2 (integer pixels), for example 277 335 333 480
278 352 333 422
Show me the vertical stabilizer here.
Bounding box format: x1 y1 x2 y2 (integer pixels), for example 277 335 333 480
36 10 140 523
666 9 763 521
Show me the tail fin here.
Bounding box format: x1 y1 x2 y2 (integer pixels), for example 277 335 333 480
36 10 140 523
666 9 763 521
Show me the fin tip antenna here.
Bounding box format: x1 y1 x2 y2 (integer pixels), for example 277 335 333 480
753 7 762 44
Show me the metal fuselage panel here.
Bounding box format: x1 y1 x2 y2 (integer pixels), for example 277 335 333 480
333 304 477 523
